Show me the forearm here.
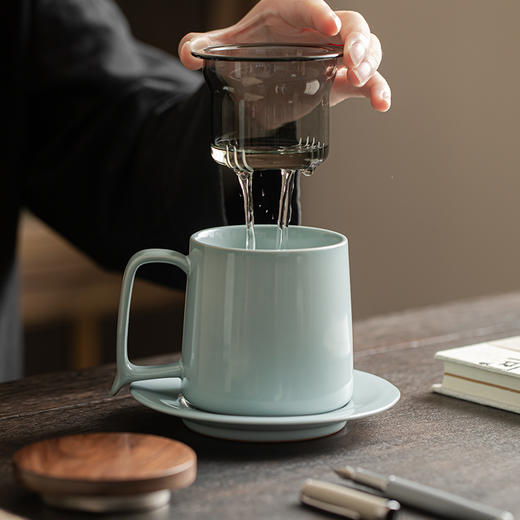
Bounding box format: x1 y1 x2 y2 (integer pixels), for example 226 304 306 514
21 0 299 290
22 0 228 287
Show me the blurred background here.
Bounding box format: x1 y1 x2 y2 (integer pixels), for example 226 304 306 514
22 0 520 376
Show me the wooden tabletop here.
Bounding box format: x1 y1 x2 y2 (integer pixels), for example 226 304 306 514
1 292 520 519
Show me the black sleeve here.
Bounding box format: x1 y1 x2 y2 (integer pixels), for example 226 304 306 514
22 0 230 286
22 0 299 288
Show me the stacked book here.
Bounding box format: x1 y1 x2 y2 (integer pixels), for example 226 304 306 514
433 336 520 413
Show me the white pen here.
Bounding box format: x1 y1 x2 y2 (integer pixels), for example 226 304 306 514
301 479 400 519
334 466 514 520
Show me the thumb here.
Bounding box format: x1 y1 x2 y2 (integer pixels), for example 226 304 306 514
178 23 239 70
178 34 213 70
179 31 221 70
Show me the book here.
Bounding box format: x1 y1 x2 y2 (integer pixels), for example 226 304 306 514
432 336 520 414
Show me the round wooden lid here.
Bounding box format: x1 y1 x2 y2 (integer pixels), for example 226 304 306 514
13 433 197 497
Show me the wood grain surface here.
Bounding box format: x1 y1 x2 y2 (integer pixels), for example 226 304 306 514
1 292 520 519
13 433 196 496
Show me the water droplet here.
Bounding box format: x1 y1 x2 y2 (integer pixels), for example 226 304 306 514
301 168 315 177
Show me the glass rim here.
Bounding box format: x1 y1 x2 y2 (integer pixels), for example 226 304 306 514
191 43 343 62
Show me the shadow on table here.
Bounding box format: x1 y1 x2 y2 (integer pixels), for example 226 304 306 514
1 491 173 520
99 405 374 463
415 391 519 426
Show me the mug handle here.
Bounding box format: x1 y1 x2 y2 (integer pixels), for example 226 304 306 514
111 249 190 395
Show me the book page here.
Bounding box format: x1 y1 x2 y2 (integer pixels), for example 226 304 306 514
488 336 520 353
435 340 520 377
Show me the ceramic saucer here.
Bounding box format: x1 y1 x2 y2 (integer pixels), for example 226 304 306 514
130 370 400 442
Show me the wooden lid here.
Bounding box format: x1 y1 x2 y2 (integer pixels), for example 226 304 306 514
13 433 197 497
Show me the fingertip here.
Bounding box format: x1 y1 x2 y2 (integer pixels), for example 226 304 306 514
179 41 193 68
316 14 341 36
375 102 391 113
344 32 370 69
330 13 342 35
187 57 204 71
372 89 391 112
314 3 342 36
346 67 364 87
180 40 204 70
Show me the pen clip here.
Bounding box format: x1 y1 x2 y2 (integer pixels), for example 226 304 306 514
301 493 361 520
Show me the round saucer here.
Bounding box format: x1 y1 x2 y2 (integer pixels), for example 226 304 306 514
130 371 399 442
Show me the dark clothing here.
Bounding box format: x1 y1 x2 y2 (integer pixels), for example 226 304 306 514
3 0 297 382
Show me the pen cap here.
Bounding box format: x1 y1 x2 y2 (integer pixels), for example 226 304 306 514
301 479 399 520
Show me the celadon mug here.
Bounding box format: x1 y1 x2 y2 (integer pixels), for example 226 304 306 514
112 225 353 416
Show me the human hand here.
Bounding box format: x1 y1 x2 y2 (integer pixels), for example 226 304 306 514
178 0 391 112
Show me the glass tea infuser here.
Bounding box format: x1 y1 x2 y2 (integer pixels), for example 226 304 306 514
193 43 343 248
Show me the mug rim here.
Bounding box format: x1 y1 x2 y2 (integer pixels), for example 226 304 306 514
190 224 347 253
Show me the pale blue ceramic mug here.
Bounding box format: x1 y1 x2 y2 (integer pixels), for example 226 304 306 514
112 225 353 416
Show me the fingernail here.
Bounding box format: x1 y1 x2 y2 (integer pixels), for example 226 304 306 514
332 14 342 34
381 89 391 100
349 41 366 67
353 60 372 85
